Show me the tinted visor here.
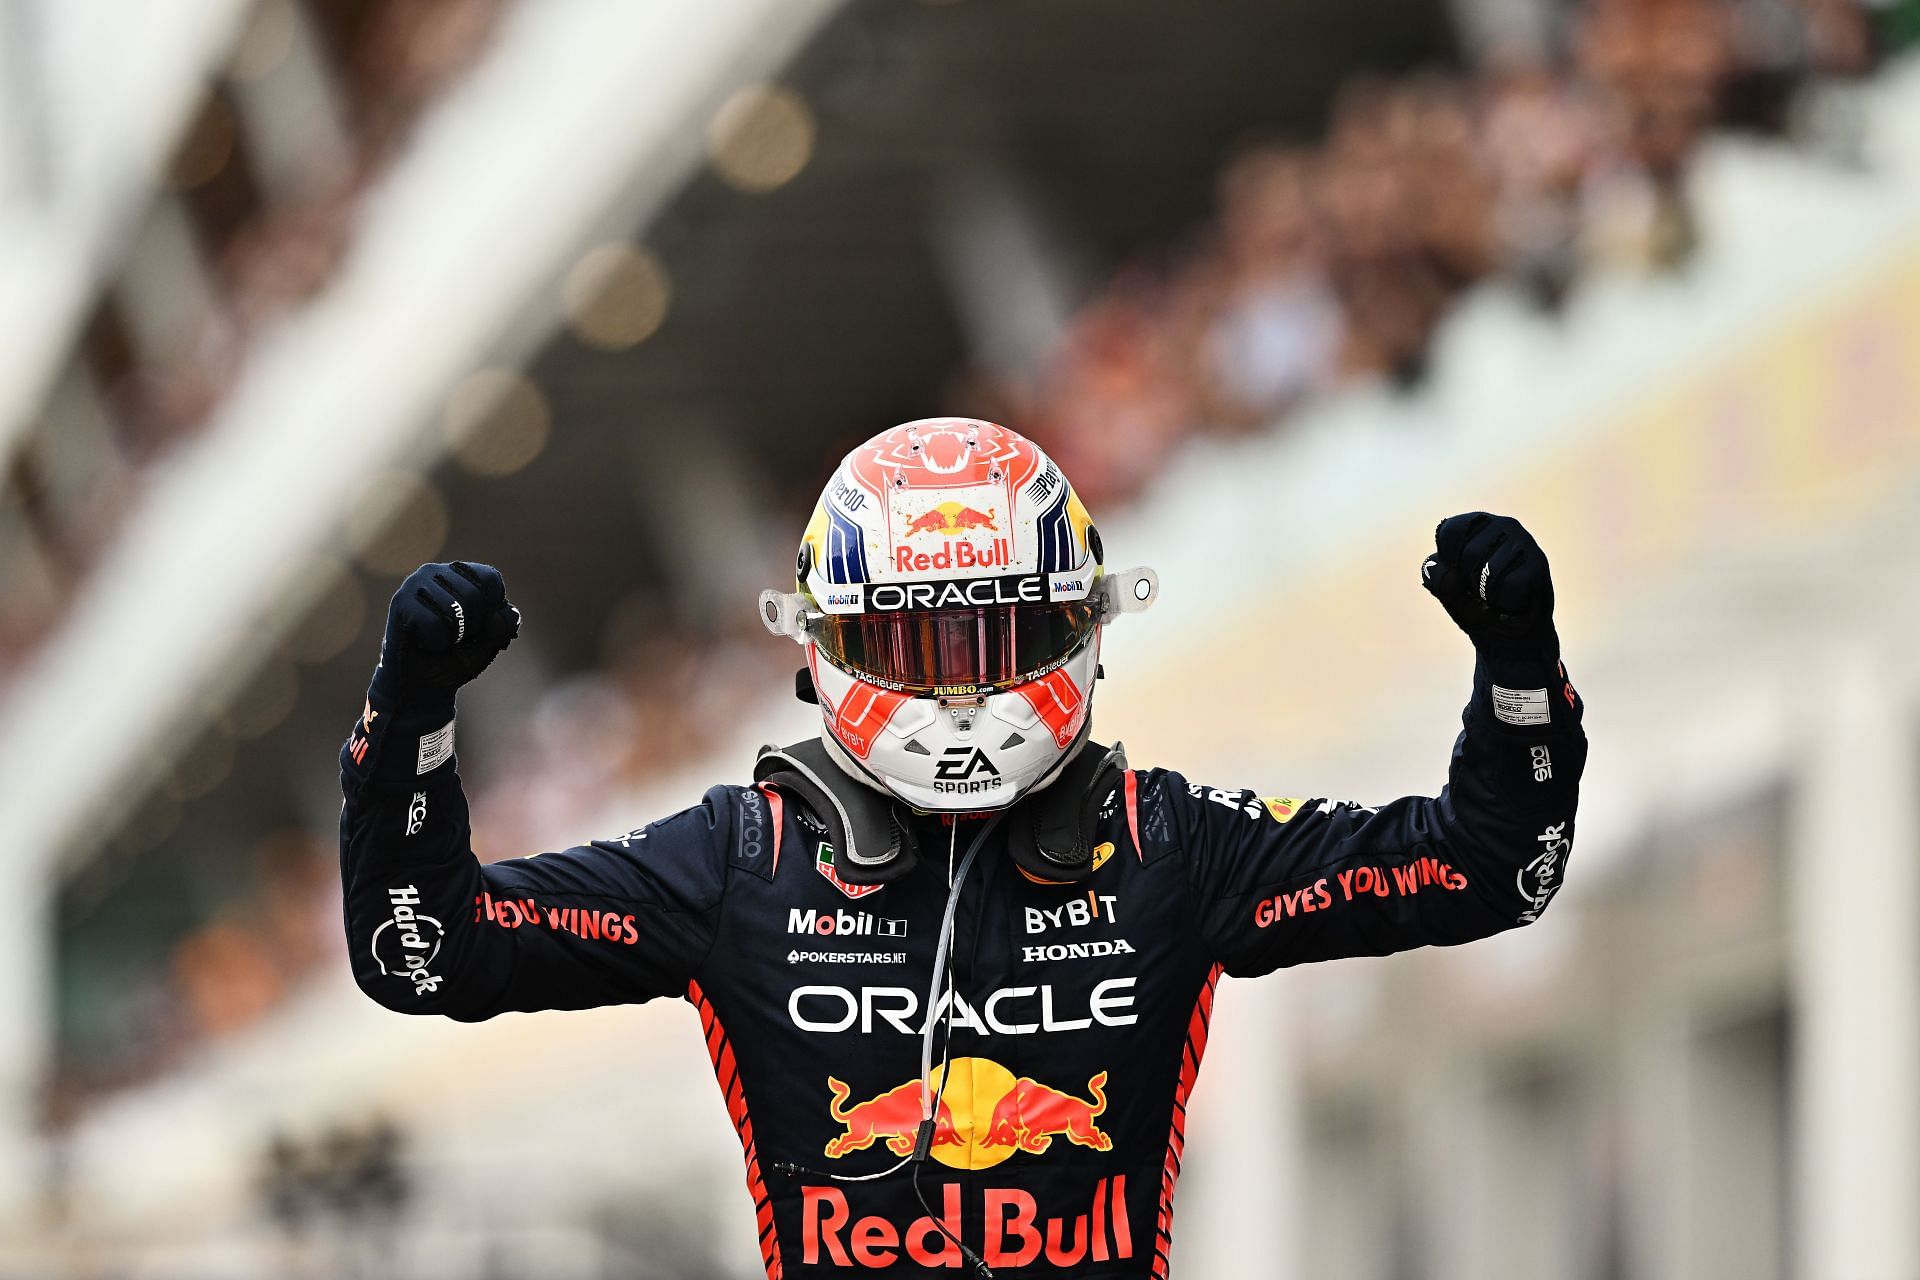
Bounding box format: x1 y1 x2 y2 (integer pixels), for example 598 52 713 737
810 602 1098 694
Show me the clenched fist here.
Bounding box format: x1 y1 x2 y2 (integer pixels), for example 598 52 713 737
372 561 521 704
1420 513 1556 655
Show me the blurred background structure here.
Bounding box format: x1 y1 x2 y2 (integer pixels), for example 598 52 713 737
1 0 1918 1275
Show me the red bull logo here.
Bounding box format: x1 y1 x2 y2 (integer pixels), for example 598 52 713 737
905 501 999 537
823 1057 1110 1171
823 1077 963 1159
984 1070 1112 1154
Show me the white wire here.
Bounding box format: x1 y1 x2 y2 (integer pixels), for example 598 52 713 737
815 805 1008 1186
920 819 969 1118
830 818 986 1185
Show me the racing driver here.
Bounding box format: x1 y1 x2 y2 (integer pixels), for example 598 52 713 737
341 418 1585 1278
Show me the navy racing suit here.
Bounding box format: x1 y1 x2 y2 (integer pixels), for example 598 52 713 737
340 652 1585 1278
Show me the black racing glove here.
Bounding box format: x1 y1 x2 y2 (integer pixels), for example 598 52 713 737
344 561 520 788
1420 513 1557 662
371 561 521 702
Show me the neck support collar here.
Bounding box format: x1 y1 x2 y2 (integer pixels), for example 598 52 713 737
752 737 1130 886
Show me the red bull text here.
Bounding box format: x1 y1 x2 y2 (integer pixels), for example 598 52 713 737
894 537 1012 574
802 1176 1133 1269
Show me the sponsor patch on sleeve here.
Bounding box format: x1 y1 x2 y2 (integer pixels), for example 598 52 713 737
1490 685 1551 727
1259 797 1304 824
416 719 456 774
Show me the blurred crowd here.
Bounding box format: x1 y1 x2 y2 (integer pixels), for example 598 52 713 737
34 0 510 1115
127 0 505 456
967 0 1889 507
0 0 506 678
261 1118 412 1249
38 0 1914 1116
46 828 341 1125
464 614 779 864
47 617 782 1115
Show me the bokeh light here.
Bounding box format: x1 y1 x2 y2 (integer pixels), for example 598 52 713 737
563 243 672 350
164 732 235 802
345 471 449 576
440 368 552 477
106 792 184 861
270 553 366 663
229 0 297 83
220 660 299 740
707 85 816 193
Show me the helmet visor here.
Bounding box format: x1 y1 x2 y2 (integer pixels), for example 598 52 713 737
809 602 1098 694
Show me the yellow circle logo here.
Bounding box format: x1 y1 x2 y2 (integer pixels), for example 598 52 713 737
927 1057 1021 1169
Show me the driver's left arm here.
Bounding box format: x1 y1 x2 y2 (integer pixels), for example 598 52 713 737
1158 649 1584 978
1160 512 1587 978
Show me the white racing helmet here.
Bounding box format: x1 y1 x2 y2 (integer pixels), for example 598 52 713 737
760 418 1157 811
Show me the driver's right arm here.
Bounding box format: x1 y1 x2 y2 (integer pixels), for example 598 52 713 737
341 769 731 1020
337 560 728 1020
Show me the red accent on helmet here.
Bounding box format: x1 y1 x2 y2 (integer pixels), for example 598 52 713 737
829 679 910 760
844 419 1044 497
1016 665 1090 749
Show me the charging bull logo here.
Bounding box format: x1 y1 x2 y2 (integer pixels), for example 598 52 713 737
824 1078 963 1159
823 1058 1111 1170
905 502 998 537
984 1071 1112 1154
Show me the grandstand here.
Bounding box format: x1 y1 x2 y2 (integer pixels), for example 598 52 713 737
3 0 1919 1277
